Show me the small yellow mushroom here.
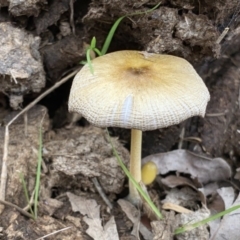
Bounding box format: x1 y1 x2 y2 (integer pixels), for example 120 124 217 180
141 161 158 185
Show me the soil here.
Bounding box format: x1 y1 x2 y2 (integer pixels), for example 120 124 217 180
0 0 240 239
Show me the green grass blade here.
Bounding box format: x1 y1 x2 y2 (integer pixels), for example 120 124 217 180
101 2 161 55
34 128 43 219
93 48 103 57
106 129 163 219
101 16 125 55
129 1 161 16
80 60 87 65
174 205 240 235
19 173 35 218
86 48 94 74
91 37 97 48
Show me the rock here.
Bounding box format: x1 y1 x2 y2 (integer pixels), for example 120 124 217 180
0 22 45 109
44 126 130 194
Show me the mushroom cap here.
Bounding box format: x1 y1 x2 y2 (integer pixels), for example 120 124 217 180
69 50 210 131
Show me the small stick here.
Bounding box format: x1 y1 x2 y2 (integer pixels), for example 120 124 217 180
206 111 228 117
35 226 72 240
69 0 75 35
162 202 193 214
178 127 185 149
216 27 229 44
24 112 28 136
238 86 240 110
9 70 18 84
182 136 202 143
92 177 113 210
0 199 34 219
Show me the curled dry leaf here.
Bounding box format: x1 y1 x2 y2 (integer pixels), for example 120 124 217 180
142 150 231 184
161 175 202 189
217 187 235 209
67 192 119 240
209 188 240 240
161 175 207 206
198 182 226 214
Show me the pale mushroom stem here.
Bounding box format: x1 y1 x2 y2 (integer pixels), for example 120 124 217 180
129 128 142 205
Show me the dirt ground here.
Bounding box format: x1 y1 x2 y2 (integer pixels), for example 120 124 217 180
0 0 240 239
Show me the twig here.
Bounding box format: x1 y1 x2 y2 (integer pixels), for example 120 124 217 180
238 85 240 110
178 127 185 149
23 189 35 212
0 127 9 202
182 136 202 143
35 226 72 240
0 199 34 219
206 111 228 117
216 27 229 44
0 68 80 204
9 70 18 84
92 177 113 210
69 0 75 35
24 112 28 136
162 202 193 214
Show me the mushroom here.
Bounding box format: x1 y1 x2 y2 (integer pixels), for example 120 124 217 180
141 161 158 186
68 50 210 205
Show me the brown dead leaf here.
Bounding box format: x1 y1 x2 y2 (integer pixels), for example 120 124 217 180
217 187 235 209
67 192 119 240
142 150 231 184
161 175 207 206
118 199 153 240
117 199 140 239
161 175 202 189
205 194 225 217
